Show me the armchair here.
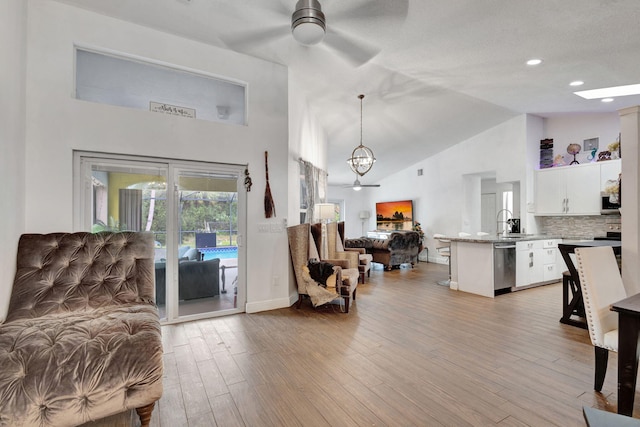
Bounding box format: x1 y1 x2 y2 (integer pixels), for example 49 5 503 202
338 221 372 283
311 222 360 286
287 223 357 313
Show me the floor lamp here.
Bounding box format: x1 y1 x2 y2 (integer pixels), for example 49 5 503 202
315 203 335 259
359 210 370 236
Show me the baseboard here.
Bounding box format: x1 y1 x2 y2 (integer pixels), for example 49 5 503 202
428 256 449 264
245 297 292 313
449 280 459 290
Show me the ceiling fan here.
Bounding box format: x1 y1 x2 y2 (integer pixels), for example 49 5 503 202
342 175 380 191
220 0 409 67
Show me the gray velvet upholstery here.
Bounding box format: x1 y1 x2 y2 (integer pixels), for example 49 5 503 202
345 231 421 270
0 232 163 427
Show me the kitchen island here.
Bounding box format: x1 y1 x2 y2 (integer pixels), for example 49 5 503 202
446 234 563 298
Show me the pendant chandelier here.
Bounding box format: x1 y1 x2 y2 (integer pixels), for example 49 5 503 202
347 94 376 177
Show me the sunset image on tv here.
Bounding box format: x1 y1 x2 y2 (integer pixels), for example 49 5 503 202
376 200 413 231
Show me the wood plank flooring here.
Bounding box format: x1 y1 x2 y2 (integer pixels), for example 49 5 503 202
97 261 640 426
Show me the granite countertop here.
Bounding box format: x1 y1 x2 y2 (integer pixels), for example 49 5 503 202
444 234 564 244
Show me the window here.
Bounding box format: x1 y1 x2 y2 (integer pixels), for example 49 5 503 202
75 48 247 125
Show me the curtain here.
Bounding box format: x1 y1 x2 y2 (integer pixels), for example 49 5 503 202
299 159 328 223
118 189 142 231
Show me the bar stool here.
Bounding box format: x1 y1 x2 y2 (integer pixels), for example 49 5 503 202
434 234 451 286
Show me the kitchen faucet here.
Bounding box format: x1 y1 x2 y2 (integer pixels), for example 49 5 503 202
496 209 513 236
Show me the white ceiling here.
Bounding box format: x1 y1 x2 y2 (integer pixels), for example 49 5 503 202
54 0 640 185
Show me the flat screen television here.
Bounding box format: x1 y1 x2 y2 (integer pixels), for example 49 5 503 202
376 199 413 231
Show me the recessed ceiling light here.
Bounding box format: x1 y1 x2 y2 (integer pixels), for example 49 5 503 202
526 59 542 66
575 83 640 99
601 98 614 103
570 81 584 87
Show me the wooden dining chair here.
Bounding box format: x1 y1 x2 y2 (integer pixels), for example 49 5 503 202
575 246 627 391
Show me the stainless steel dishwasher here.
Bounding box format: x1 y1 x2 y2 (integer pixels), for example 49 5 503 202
494 242 516 292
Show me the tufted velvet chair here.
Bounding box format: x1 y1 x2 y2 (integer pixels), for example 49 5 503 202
575 246 626 392
0 232 163 427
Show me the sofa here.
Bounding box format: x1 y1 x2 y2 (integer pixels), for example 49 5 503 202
345 231 421 270
154 258 220 305
0 232 163 427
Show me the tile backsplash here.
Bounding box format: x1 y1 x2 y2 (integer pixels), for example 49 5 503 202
538 215 621 239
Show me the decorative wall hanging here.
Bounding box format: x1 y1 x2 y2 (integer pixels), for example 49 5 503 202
244 168 252 192
264 151 276 218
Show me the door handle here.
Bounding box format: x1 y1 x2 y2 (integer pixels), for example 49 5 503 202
529 251 534 268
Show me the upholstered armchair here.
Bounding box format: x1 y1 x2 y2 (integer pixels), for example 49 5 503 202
287 223 358 313
338 221 372 283
311 222 360 285
575 246 626 391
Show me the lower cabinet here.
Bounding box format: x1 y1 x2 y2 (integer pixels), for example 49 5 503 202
516 239 561 288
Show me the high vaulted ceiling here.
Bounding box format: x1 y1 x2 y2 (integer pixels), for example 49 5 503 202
54 0 640 185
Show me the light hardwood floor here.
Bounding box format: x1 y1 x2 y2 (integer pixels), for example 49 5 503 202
106 261 639 426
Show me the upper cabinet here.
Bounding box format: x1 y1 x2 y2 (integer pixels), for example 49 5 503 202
535 162 605 216
600 159 622 189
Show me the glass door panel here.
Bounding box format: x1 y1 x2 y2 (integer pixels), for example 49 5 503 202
175 169 242 318
86 162 169 320
75 152 246 323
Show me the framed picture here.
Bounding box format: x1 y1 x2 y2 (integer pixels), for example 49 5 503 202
376 200 413 231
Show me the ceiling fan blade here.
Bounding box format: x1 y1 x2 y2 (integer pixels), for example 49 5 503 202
221 26 289 52
322 27 381 66
332 0 409 26
340 183 380 188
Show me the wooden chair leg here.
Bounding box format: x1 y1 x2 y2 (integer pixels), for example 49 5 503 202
296 294 304 309
594 346 609 391
343 296 350 313
136 402 155 427
352 288 357 301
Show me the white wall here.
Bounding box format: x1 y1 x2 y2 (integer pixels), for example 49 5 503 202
286 70 331 302
544 113 620 164
0 0 27 322
21 1 290 314
327 185 369 238
333 113 621 265
360 115 531 262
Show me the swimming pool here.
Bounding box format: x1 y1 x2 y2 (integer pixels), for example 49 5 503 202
201 246 238 260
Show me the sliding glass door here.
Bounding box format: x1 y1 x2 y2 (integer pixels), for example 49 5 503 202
174 167 243 318
74 152 246 323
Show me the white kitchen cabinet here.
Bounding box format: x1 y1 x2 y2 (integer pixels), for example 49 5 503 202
516 239 561 287
542 239 561 282
515 240 543 287
600 159 621 190
535 163 601 215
